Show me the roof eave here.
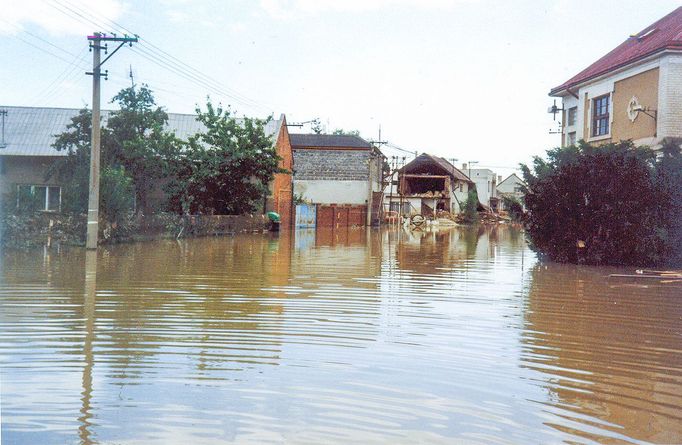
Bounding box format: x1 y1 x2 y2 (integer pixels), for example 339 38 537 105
549 46 682 97
549 42 682 97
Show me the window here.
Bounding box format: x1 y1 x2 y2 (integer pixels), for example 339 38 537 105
567 107 577 126
16 185 61 212
459 183 463 192
592 95 610 137
567 132 576 146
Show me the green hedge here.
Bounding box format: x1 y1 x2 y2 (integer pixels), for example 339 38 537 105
522 140 681 267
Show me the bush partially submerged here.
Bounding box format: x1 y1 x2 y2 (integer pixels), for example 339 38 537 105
521 140 681 267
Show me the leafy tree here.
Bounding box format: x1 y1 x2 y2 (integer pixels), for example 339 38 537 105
48 86 180 217
167 101 287 215
48 108 136 218
655 138 682 265
107 85 181 215
332 128 360 136
310 118 323 134
521 140 674 266
460 188 479 223
501 195 524 222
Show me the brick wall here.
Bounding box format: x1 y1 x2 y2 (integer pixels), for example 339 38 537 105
268 116 293 227
293 149 370 181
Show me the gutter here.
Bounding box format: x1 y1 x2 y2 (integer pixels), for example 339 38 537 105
549 46 682 97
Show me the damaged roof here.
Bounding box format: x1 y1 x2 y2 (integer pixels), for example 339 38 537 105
550 7 682 96
399 153 472 183
290 133 372 149
0 106 282 157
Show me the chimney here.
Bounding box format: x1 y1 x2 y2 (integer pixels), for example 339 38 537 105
462 163 467 171
498 175 502 183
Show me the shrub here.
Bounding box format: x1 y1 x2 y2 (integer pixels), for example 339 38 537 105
521 140 679 266
501 195 524 222
460 188 479 224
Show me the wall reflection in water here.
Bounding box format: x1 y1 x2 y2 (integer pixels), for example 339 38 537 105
1 225 681 444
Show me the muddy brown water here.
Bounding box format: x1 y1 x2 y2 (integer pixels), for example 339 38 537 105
1 226 681 444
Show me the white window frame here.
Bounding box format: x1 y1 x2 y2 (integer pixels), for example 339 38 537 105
587 92 613 142
16 184 61 212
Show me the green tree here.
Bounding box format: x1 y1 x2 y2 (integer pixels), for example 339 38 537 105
521 140 673 266
460 188 479 224
331 128 361 136
107 85 181 215
167 101 287 215
47 109 93 214
48 109 136 218
655 138 682 265
501 195 524 222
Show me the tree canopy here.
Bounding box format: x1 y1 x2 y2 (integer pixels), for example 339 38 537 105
48 86 286 220
166 101 286 215
521 140 680 266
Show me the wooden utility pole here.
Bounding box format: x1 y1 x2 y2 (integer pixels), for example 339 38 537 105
85 33 138 249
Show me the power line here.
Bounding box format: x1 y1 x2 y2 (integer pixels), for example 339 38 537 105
46 0 273 114
1 21 84 66
30 48 89 106
57 0 269 110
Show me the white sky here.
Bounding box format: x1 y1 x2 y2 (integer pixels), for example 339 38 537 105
1 0 679 177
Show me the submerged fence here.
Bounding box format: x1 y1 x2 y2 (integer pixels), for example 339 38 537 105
1 212 271 248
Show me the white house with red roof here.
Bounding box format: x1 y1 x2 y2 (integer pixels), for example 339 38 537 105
550 6 682 149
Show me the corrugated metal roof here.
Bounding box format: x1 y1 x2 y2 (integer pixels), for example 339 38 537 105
290 133 372 149
0 106 282 157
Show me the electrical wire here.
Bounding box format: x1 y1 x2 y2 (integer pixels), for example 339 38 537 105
30 47 89 106
56 0 268 110
45 0 273 114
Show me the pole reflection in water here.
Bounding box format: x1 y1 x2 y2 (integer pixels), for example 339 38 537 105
78 250 97 445
0 226 681 444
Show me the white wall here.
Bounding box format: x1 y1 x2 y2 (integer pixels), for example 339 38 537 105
658 53 682 142
469 169 496 206
497 175 524 194
294 180 368 205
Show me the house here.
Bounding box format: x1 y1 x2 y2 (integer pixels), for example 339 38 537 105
465 166 499 211
550 6 682 149
496 173 526 210
0 106 293 224
389 153 472 217
290 133 384 227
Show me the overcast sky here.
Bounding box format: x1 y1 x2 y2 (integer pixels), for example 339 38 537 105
1 0 680 177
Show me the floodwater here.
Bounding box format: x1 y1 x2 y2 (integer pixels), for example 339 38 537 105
1 226 681 445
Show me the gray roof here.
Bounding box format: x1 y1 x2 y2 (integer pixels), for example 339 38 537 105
0 106 282 157
290 133 372 149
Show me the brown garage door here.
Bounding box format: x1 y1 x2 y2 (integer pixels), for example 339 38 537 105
317 204 367 227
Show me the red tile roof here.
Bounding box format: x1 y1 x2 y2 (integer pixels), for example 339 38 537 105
550 7 682 96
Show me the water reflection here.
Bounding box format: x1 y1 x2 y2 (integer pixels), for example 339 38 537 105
1 226 681 444
523 263 682 443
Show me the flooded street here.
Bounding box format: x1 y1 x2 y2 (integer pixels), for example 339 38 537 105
1 226 681 444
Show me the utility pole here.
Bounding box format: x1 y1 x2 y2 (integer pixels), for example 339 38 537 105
129 64 135 88
85 32 137 249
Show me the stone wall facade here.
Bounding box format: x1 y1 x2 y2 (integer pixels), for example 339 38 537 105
293 149 370 181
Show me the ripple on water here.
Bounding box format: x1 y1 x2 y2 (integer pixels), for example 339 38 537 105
1 227 681 444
